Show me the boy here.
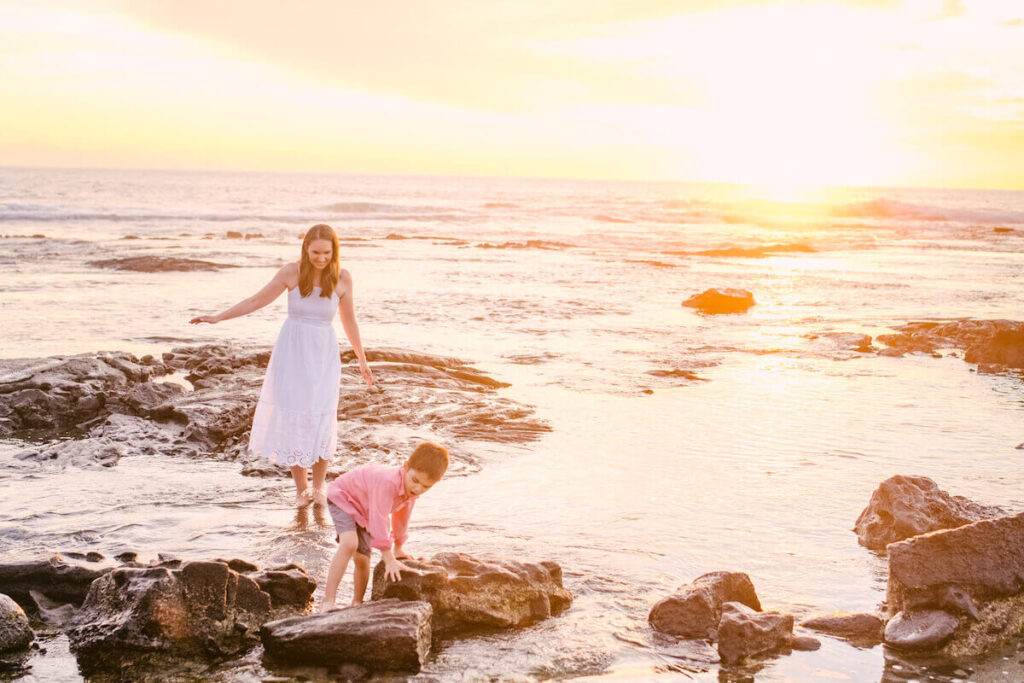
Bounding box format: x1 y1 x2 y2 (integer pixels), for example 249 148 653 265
320 441 449 611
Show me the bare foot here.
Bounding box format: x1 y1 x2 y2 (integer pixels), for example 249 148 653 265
311 487 328 507
295 489 312 507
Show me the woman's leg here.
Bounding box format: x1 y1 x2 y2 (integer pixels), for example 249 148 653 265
290 465 311 506
311 458 329 505
351 552 371 605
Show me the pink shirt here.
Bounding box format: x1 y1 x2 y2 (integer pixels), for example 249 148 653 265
326 464 416 550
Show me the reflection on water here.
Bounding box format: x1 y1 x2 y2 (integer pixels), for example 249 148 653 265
2 169 1024 681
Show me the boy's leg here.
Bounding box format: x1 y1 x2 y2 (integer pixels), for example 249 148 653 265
351 552 371 605
321 531 358 612
290 465 311 506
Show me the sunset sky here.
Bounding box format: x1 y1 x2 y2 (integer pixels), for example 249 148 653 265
1 0 1022 189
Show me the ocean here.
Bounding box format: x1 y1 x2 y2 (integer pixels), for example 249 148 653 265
1 166 1023 681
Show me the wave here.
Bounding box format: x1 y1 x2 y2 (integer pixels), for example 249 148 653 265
321 201 451 215
666 243 816 258
831 199 1024 224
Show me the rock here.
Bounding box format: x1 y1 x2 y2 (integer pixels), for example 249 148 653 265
66 561 270 672
854 475 1002 550
261 599 431 673
876 319 1024 370
799 612 884 645
217 558 259 573
788 634 821 651
648 571 761 639
717 601 793 664
246 565 316 611
808 332 873 353
370 552 572 636
883 609 958 651
0 553 113 609
0 594 33 652
89 256 234 272
28 590 77 628
885 512 1024 657
681 288 755 314
226 231 243 238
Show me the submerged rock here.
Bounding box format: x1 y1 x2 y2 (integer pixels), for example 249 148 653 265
854 475 1002 550
717 601 793 664
681 288 755 314
89 256 234 272
885 512 1024 657
0 594 33 653
370 552 572 635
261 599 432 673
67 561 270 672
648 571 761 639
799 611 884 645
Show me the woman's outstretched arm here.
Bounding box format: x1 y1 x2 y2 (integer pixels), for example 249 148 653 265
189 266 291 324
337 269 373 387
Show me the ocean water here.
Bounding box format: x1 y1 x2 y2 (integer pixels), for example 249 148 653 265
1 167 1024 682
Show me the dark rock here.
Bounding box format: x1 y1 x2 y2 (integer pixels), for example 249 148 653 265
67 561 270 672
218 558 259 573
789 634 821 651
115 552 139 563
799 612 884 645
246 566 316 611
89 256 234 272
884 609 958 651
226 231 243 239
717 601 793 664
0 594 33 652
877 319 1024 370
0 554 113 609
682 288 755 314
371 552 571 636
261 599 431 673
649 571 761 638
854 475 1002 550
244 233 264 239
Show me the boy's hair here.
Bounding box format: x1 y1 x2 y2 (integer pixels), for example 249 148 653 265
407 442 449 480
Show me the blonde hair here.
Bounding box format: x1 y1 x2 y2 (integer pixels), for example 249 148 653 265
298 224 340 298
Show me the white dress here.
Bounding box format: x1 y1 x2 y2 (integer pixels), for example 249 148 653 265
248 285 340 468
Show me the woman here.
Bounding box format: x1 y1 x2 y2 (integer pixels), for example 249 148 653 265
190 224 373 506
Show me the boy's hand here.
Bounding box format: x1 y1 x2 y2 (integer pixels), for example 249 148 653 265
384 558 411 582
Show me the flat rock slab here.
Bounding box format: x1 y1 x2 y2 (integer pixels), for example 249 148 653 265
799 612 884 645
854 475 1002 550
261 599 432 673
649 571 761 639
371 552 572 636
884 610 959 651
682 288 755 314
0 553 114 609
717 601 793 664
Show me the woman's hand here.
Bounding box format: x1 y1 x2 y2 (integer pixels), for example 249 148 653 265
189 315 220 324
359 359 374 387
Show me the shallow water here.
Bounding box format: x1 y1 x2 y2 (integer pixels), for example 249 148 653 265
2 168 1024 681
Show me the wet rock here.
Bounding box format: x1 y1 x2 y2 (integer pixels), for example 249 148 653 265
226 231 243 238
370 552 572 636
854 475 1002 550
245 565 316 611
89 256 235 272
788 634 821 650
261 599 431 673
885 512 1024 657
0 594 33 652
682 288 755 314
0 553 113 609
218 558 259 573
648 571 762 639
67 561 270 672
717 601 793 664
799 611 884 645
28 590 76 628
884 609 958 651
876 319 1024 370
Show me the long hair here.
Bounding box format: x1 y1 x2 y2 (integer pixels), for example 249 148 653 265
298 224 340 298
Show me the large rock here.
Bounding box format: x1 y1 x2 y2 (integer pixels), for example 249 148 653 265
370 552 572 635
717 601 793 664
0 594 33 653
876 319 1024 370
0 553 113 609
261 599 431 673
648 571 761 639
799 612 883 645
885 512 1024 657
66 561 271 672
883 609 959 651
682 288 755 314
245 565 316 611
854 475 1002 550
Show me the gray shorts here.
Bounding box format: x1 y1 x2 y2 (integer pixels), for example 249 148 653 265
328 501 371 557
